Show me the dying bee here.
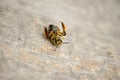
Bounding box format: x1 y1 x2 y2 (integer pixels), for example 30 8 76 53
44 22 67 51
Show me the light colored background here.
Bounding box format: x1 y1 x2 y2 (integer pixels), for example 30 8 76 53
0 0 120 80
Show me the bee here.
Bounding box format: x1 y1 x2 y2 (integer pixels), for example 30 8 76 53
44 22 67 51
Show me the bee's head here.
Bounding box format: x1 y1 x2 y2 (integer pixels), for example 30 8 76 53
54 35 68 51
55 35 64 46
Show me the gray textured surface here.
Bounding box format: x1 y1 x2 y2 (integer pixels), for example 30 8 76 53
0 0 120 80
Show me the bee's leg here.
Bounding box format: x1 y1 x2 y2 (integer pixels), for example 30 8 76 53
61 22 66 36
44 27 48 38
49 31 54 39
49 31 56 45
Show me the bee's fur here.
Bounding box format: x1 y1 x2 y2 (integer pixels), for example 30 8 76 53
44 22 66 46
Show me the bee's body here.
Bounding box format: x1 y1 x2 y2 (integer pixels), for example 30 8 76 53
44 22 66 47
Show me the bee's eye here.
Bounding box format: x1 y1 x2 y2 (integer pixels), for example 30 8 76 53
49 24 53 28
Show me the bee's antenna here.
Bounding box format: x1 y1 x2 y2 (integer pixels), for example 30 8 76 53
63 42 69 44
54 45 58 51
